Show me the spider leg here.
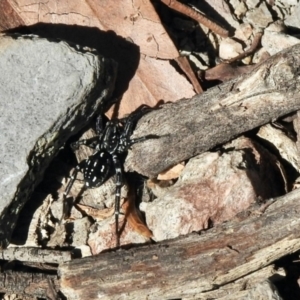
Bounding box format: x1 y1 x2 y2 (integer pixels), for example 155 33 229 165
62 164 81 219
112 153 123 246
62 157 90 217
102 120 119 153
63 165 80 199
129 134 159 146
96 114 106 135
121 112 142 137
117 106 157 152
70 136 99 151
119 105 150 136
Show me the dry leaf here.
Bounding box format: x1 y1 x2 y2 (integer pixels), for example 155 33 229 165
76 196 153 239
204 63 255 82
112 55 195 116
157 162 185 180
76 203 115 222
4 0 195 117
87 193 152 253
87 0 179 59
124 190 153 238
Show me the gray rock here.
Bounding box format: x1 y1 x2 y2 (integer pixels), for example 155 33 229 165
245 0 260 9
230 0 248 20
240 280 283 300
142 137 284 241
72 217 92 247
278 0 298 6
262 23 300 55
285 2 300 28
245 2 274 28
0 34 117 247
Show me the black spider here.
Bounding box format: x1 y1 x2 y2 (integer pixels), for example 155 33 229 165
63 106 156 245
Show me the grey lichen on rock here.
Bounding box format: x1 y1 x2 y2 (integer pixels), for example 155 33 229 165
0 34 117 247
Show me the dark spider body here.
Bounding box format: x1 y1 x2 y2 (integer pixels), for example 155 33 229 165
63 107 156 245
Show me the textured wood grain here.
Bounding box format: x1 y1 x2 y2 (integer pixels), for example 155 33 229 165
126 43 300 177
0 271 59 298
0 247 71 264
59 188 300 300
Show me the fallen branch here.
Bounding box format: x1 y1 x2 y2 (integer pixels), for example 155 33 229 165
0 247 71 264
0 248 70 298
126 43 300 177
225 31 263 63
175 56 203 93
59 188 300 299
0 271 59 299
160 0 230 37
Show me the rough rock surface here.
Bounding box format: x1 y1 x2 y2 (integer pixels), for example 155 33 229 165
285 2 300 28
245 2 273 28
142 137 285 241
0 34 117 247
239 280 283 300
219 37 244 60
262 23 300 56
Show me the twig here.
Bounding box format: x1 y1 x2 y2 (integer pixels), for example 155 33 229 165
0 247 72 264
59 188 300 299
160 0 229 37
225 31 263 63
0 271 59 298
175 56 203 93
203 63 255 82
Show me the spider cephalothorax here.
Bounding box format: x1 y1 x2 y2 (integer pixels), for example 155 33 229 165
63 107 156 245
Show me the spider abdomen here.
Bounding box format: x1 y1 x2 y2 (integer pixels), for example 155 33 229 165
82 151 112 188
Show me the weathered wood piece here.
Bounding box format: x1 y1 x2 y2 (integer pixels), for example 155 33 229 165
257 123 300 173
0 271 59 299
0 248 69 298
59 188 300 300
199 265 284 300
126 43 300 177
0 247 71 264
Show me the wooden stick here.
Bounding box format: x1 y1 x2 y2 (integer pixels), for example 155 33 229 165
125 43 300 177
225 31 263 63
0 247 71 264
175 56 203 93
160 0 230 37
0 271 59 299
59 188 300 299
